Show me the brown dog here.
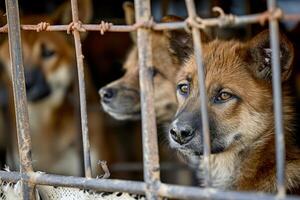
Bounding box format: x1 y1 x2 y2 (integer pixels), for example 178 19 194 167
98 3 194 123
0 1 111 176
168 30 300 193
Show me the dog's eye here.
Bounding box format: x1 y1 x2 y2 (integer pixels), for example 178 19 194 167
177 82 190 96
214 91 233 103
41 43 55 59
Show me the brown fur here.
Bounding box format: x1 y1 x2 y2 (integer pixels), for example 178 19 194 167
169 30 300 193
0 2 111 176
99 4 193 122
100 30 181 122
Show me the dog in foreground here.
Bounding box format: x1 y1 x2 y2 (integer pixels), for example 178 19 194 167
168 30 300 193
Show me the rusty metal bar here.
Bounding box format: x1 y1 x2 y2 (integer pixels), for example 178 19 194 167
134 0 161 199
70 0 92 178
158 183 300 200
0 171 146 195
267 0 286 197
0 12 300 33
185 0 211 187
5 0 35 199
1 171 300 200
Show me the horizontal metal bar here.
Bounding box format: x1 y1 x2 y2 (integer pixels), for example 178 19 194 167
0 171 146 195
1 171 300 200
158 183 300 200
0 12 299 33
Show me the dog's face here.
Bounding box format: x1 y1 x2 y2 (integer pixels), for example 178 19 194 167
99 44 178 122
99 6 186 123
0 30 74 107
99 31 195 122
0 1 92 108
169 31 294 157
99 47 140 120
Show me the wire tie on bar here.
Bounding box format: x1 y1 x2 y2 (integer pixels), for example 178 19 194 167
67 21 86 34
133 17 155 30
212 6 235 27
36 22 50 32
258 8 283 25
99 21 113 35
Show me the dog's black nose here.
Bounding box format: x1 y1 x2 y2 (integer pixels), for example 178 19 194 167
25 68 39 91
169 124 194 145
99 87 117 103
24 68 51 102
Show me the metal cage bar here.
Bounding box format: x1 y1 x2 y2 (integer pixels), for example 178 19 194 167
267 0 286 197
0 12 300 33
5 0 35 199
70 0 92 178
185 0 211 187
134 0 161 199
1 171 300 200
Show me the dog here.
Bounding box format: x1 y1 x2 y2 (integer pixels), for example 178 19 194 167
98 3 194 123
0 1 112 176
168 29 300 193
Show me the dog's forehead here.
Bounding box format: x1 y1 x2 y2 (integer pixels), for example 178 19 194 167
178 40 248 83
204 40 244 70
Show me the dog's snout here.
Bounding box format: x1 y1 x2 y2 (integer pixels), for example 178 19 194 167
99 87 117 104
24 68 51 102
169 124 194 145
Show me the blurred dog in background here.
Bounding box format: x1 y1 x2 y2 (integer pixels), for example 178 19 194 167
0 0 111 176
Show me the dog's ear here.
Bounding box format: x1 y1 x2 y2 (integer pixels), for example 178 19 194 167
244 30 294 82
50 0 93 25
165 29 193 64
163 15 209 64
123 1 136 44
162 15 192 64
123 1 135 26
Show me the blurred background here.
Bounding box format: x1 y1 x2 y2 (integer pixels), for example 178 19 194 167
0 0 299 187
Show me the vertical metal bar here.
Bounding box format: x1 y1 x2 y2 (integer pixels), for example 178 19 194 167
134 0 161 199
70 0 92 178
185 0 211 187
5 0 35 199
267 0 286 197
73 73 85 176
